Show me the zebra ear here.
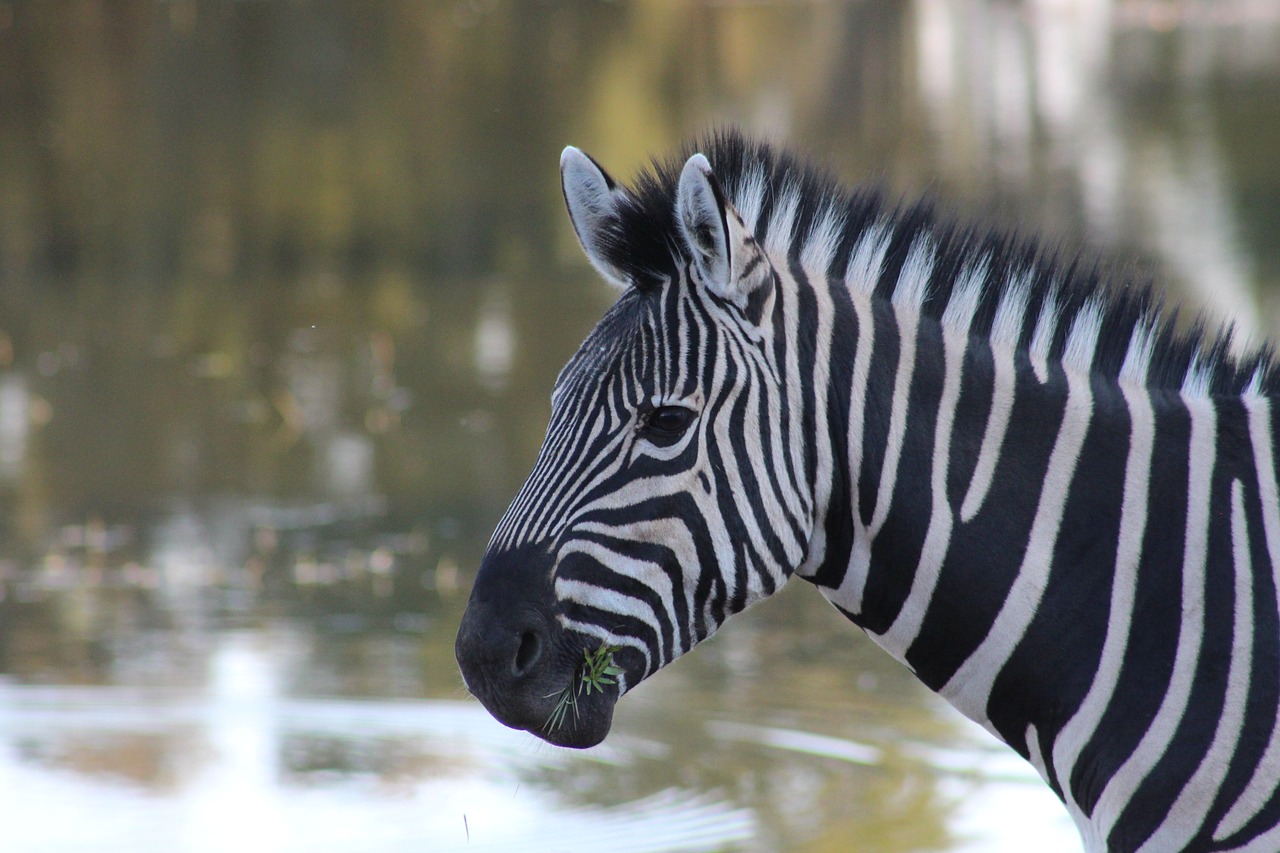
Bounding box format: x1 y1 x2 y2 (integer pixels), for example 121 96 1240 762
676 154 770 315
561 146 631 290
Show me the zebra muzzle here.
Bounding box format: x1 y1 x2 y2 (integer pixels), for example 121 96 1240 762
455 546 619 748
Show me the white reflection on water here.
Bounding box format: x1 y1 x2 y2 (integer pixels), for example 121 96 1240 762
442 789 757 853
0 374 27 483
0 626 1083 852
707 717 1078 852
474 288 516 392
0 633 753 853
940 741 1079 853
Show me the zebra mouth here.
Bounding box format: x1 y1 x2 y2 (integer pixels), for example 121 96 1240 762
455 569 623 748
458 622 622 747
533 686 618 749
456 543 638 750
492 633 625 749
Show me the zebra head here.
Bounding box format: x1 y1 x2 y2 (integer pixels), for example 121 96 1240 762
456 144 814 747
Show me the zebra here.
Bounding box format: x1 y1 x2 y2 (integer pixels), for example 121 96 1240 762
454 130 1280 852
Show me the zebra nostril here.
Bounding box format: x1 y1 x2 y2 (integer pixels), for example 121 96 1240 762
513 629 543 677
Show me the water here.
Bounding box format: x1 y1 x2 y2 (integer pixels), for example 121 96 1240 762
0 2 1277 850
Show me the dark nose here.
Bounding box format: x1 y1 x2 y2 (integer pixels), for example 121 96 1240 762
456 596 551 684
455 546 560 730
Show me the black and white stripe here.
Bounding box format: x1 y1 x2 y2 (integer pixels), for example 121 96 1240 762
481 131 1280 851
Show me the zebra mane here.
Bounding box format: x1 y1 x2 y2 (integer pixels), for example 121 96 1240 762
605 129 1277 397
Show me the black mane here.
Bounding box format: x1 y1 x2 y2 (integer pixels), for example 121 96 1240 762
600 129 1276 397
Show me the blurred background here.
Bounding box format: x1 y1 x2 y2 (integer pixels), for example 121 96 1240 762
0 1 1277 851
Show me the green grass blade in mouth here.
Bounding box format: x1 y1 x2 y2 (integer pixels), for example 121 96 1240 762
543 642 623 733
580 643 624 696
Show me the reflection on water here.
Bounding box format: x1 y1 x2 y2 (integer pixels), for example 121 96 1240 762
0 2 1277 851
0 591 1076 853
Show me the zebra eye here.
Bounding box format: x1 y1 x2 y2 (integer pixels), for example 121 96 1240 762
640 406 694 445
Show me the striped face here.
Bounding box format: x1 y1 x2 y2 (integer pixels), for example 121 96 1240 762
455 149 798 747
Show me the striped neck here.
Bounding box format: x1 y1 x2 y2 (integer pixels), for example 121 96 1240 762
789 234 1280 846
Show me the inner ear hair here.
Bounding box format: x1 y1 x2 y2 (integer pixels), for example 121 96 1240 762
676 153 732 292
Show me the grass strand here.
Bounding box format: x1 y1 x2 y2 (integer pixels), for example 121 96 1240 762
543 643 624 734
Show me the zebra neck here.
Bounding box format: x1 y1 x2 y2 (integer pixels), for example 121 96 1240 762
803 287 1213 731
796 285 1280 845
